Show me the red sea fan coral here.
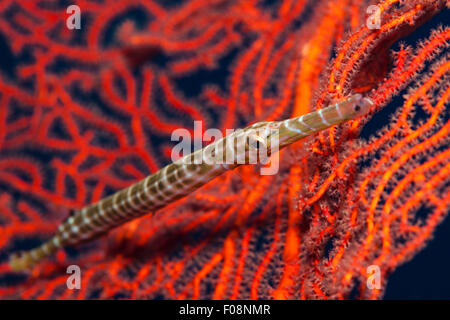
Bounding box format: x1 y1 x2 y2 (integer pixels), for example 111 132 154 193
0 0 449 299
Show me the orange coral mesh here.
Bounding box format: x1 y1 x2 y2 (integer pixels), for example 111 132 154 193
0 0 449 299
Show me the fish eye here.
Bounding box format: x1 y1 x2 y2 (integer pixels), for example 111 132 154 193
354 104 361 112
249 134 266 149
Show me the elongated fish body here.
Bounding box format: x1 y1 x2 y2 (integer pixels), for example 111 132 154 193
9 94 373 271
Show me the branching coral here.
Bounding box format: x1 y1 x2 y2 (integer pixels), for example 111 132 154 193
0 0 448 299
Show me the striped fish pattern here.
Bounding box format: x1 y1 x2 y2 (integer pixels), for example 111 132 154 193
9 94 373 271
